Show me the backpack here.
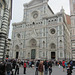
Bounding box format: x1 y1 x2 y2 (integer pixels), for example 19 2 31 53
67 68 71 74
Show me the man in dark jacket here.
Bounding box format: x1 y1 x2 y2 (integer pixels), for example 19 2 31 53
43 60 48 75
67 63 73 75
15 63 19 75
6 60 12 75
12 59 16 75
0 62 5 75
48 61 52 75
35 60 40 75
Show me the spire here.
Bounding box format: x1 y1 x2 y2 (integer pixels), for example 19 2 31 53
33 0 49 1
60 6 65 13
43 0 49 2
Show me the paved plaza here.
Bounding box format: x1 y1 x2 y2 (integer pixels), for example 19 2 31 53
19 66 75 75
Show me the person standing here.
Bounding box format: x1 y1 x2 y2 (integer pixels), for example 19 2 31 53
65 61 68 69
43 60 48 75
38 61 43 75
70 60 73 69
67 63 73 75
0 62 5 75
29 61 31 68
15 62 19 75
55 61 57 66
6 60 12 75
24 61 26 74
35 60 40 75
31 60 35 69
48 61 52 75
12 59 16 75
62 60 65 72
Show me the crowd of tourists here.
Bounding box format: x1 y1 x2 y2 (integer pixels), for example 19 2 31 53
0 59 74 75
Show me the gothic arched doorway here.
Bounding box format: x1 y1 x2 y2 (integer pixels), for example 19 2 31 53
16 52 19 59
29 38 37 59
31 49 36 59
51 52 55 59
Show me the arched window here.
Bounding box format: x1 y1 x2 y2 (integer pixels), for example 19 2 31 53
43 41 45 48
29 38 37 47
17 33 20 38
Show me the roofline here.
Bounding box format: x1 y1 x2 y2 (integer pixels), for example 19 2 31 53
48 5 54 14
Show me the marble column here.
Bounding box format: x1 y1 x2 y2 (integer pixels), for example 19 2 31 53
0 7 9 61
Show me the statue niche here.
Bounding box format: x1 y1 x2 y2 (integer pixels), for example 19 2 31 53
29 38 37 47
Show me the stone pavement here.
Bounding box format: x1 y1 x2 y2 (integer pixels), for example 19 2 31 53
19 66 75 75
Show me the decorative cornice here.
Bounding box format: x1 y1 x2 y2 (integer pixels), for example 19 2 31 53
12 21 25 26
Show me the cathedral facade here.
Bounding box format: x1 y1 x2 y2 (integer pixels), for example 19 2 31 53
10 0 71 60
70 0 75 60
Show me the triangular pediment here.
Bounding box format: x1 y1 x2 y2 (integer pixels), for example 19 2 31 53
26 0 48 7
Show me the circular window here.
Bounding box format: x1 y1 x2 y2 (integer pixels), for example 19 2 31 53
32 11 38 19
17 33 20 38
33 13 38 19
50 29 55 34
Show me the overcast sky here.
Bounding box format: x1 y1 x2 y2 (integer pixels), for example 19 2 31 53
9 0 70 38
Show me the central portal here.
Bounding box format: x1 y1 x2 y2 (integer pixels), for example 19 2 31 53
16 52 19 59
31 49 36 59
51 52 55 59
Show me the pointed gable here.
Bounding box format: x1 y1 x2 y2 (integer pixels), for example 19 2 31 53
29 0 43 7
24 0 48 7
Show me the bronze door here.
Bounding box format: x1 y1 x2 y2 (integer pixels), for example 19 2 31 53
31 49 36 59
51 52 55 59
16 52 19 59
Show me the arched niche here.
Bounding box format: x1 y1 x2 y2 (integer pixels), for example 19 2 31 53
29 38 37 47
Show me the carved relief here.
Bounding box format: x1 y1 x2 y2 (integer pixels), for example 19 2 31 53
35 29 40 36
15 45 19 49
